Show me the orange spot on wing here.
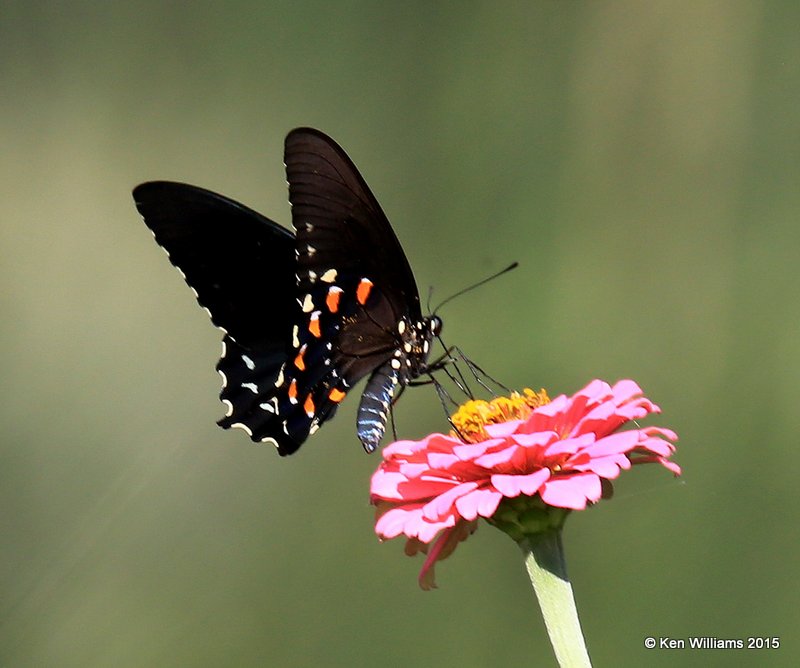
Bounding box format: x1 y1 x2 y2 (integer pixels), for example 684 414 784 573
294 347 306 371
309 313 321 338
326 287 342 313
288 378 298 402
304 394 315 417
329 387 346 403
356 278 373 305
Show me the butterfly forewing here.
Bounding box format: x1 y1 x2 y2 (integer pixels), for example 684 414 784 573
285 128 423 316
133 182 295 349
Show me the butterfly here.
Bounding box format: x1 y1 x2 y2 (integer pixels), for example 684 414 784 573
133 128 442 456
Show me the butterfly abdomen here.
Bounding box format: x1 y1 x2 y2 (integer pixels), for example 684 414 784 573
357 361 402 453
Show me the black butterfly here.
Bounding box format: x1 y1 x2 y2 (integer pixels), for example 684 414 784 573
133 128 442 456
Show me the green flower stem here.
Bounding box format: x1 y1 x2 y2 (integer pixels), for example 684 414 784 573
520 530 592 668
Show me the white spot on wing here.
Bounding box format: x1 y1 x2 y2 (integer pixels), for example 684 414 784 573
242 355 255 370
302 294 314 312
242 382 258 394
231 422 253 437
260 436 280 448
222 399 234 417
292 325 300 348
321 268 338 283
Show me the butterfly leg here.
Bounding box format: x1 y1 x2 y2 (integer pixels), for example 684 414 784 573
389 402 399 441
430 337 474 399
426 373 467 441
451 346 510 394
388 384 406 441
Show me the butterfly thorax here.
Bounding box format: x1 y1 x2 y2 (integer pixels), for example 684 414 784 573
356 313 442 452
391 315 442 380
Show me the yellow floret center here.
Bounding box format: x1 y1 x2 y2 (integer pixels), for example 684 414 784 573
450 388 550 443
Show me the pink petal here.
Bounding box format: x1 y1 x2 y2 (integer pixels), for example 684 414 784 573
375 504 456 543
570 453 630 478
369 469 409 499
643 426 678 441
416 521 478 590
397 461 433 476
416 517 456 543
451 439 506 461
381 438 427 458
491 468 551 497
525 394 569 420
582 430 643 457
397 477 460 500
375 505 423 539
540 472 602 509
610 379 644 401
484 420 524 438
454 486 503 520
473 444 520 469
544 433 595 458
638 436 676 458
418 528 452 590
422 482 479 521
509 431 558 449
426 452 461 469
659 458 682 476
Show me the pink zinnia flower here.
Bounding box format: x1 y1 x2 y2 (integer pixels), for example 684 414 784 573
370 379 680 589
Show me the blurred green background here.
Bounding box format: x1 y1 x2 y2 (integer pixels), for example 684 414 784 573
2 2 798 666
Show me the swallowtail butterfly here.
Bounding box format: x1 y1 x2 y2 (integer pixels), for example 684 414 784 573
134 128 441 455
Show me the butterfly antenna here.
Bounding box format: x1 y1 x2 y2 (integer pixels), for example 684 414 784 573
426 285 434 314
432 261 518 315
